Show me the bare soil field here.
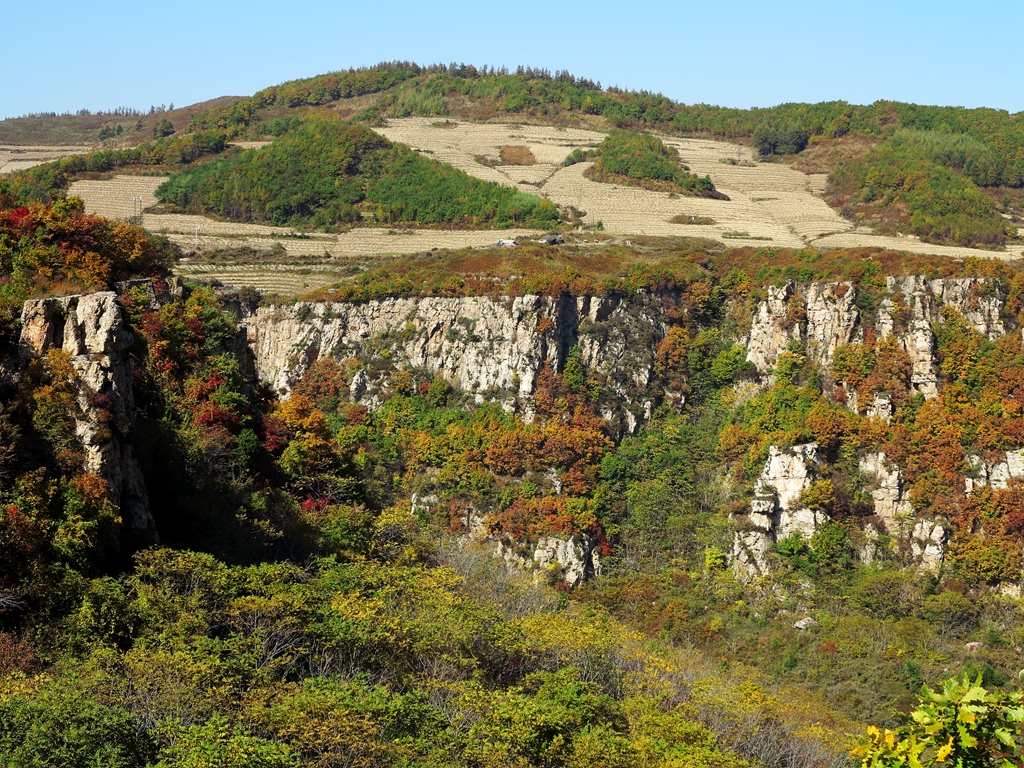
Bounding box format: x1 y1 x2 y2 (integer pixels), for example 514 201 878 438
67 175 167 220
174 262 356 295
69 176 540 259
376 118 1024 261
0 145 92 175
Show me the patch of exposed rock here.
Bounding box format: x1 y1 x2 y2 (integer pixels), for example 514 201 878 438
734 444 948 578
19 292 157 544
457 508 601 587
732 444 828 579
965 449 1024 494
744 277 1009 403
858 452 912 527
240 292 669 432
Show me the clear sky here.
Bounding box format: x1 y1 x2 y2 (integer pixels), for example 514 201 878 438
5 0 1022 119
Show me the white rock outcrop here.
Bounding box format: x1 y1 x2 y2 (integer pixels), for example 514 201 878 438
911 519 948 571
240 293 667 433
533 535 602 587
746 282 801 372
804 282 862 363
732 443 828 578
965 449 1024 494
19 292 156 543
858 452 912 526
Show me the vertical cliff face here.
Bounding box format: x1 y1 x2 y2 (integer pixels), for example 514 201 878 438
240 291 669 432
18 292 157 545
16 272 1012 582
732 444 829 579
238 276 1020 582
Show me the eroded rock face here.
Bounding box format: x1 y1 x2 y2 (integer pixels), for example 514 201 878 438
746 282 801 372
857 452 946 567
876 276 1006 399
911 519 948 572
742 276 1007 406
240 292 670 433
732 443 828 578
965 449 1024 494
859 452 912 527
866 394 893 423
533 535 602 587
458 508 600 587
804 282 862 363
244 296 556 398
19 292 156 543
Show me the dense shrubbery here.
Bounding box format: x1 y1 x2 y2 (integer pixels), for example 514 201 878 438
0 187 173 350
830 136 1015 246
584 129 720 197
155 113 559 229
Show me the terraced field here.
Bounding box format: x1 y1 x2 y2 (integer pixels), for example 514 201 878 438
174 261 356 295
378 118 854 246
67 175 166 220
0 145 91 175
814 232 1024 261
59 127 1023 296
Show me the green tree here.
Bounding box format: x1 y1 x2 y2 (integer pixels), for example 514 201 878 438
153 118 175 139
855 676 1024 768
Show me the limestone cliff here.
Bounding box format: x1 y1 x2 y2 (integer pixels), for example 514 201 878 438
240 292 669 432
732 444 829 578
744 276 1006 402
18 292 157 544
239 276 1018 582
15 272 1014 582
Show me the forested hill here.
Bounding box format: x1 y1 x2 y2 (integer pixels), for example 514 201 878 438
153 113 560 229
181 61 1024 248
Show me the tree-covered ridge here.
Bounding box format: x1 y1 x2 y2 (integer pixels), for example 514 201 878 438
829 129 1017 247
0 203 851 764
155 113 559 229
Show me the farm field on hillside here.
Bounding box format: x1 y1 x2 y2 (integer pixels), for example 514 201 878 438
0 144 92 174
378 118 857 245
378 118 1024 259
174 261 356 294
60 129 1024 294
67 175 166 219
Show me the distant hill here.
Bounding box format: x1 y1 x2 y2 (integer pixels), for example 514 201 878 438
0 96 240 146
5 62 1023 248
180 62 1023 248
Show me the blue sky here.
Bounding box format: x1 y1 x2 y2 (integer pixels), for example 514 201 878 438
5 0 1022 119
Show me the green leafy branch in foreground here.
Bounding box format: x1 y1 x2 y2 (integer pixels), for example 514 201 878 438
856 676 1024 768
